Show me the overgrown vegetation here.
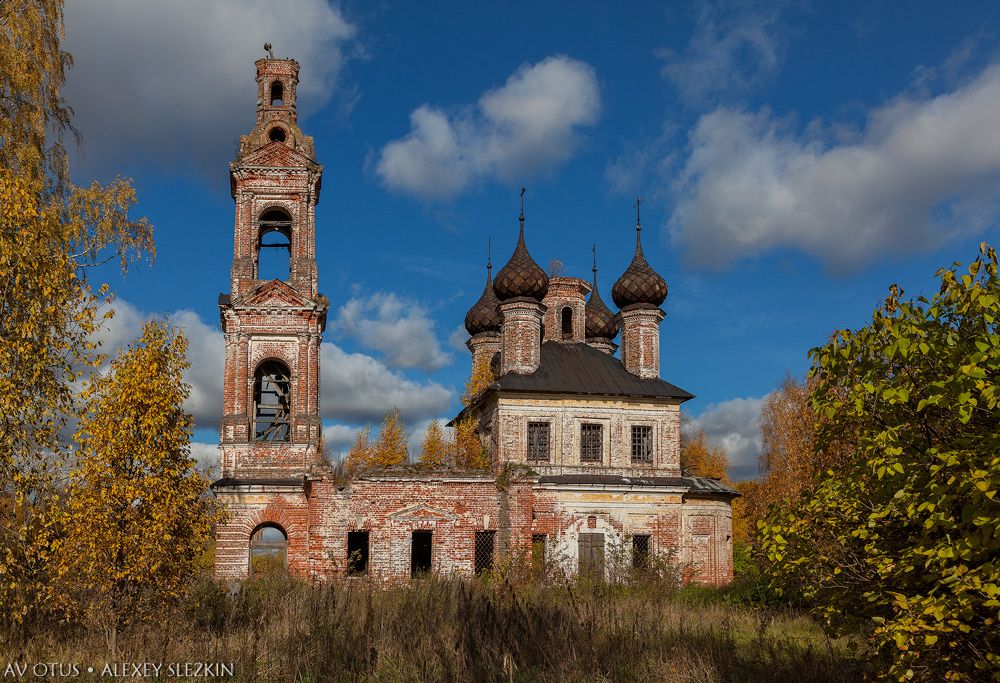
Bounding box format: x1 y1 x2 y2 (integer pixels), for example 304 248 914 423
3 573 867 683
757 245 1000 681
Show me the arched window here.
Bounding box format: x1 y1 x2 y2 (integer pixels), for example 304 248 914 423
257 209 291 281
270 81 284 106
561 307 573 339
268 126 286 143
254 360 291 441
250 524 287 575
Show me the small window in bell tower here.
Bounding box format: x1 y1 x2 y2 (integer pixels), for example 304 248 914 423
268 127 286 143
270 81 284 106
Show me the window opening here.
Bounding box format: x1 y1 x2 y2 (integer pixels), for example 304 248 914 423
347 531 369 576
631 425 653 463
632 534 651 569
254 360 291 441
531 534 547 572
561 306 573 339
268 126 287 143
250 524 287 576
578 532 605 577
270 81 284 106
580 423 603 463
258 209 291 281
411 530 432 576
474 531 495 575
527 422 550 461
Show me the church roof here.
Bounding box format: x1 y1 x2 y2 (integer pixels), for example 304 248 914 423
474 341 692 403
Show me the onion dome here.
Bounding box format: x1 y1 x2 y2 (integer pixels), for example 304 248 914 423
586 247 618 339
612 202 668 308
493 192 549 301
464 258 501 335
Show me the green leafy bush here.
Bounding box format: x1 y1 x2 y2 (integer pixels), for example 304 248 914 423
758 243 1000 681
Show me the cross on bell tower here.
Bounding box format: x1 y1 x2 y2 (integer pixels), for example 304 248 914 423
218 46 326 479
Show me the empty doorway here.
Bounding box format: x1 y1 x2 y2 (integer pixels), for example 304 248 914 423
411 530 432 576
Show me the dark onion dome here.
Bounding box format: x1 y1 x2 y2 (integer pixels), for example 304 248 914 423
464 261 501 335
493 212 549 301
612 221 667 308
586 252 618 338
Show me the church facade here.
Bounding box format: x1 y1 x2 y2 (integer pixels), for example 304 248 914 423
212 54 737 585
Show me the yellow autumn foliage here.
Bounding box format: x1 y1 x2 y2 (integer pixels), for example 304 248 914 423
51 322 221 625
418 420 449 467
0 0 154 631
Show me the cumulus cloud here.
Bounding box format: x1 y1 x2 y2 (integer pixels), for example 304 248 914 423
447 324 469 352
684 396 765 481
332 292 452 371
658 0 791 107
95 299 455 431
320 343 453 425
189 442 221 479
669 63 1000 271
62 0 357 177
322 423 360 459
376 56 601 199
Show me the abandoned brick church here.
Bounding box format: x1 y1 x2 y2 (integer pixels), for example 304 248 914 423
212 53 738 584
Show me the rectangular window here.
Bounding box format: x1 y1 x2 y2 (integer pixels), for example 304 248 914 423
531 534 547 571
346 531 369 576
527 422 550 461
474 531 495 575
632 534 651 570
578 532 605 576
580 423 603 462
631 425 653 463
411 530 432 576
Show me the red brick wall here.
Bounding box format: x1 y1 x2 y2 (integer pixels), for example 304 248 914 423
499 298 545 375
619 304 665 379
541 277 590 343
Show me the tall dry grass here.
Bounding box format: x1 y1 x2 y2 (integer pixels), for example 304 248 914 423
4 571 866 682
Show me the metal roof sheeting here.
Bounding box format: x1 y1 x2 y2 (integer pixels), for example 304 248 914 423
496 341 694 401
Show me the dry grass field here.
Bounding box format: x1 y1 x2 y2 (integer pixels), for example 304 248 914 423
5 573 868 682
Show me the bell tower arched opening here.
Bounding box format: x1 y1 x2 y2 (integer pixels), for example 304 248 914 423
257 209 291 281
254 360 291 442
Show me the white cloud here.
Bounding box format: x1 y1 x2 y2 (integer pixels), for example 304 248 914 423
684 396 765 481
668 63 1000 271
658 0 790 107
376 56 600 199
189 442 221 479
63 0 357 177
332 292 452 371
95 299 455 431
320 343 454 425
322 423 359 459
447 324 469 352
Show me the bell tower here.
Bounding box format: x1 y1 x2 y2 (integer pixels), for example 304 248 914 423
218 47 326 479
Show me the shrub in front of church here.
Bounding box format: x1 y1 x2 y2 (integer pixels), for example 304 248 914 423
758 244 1000 681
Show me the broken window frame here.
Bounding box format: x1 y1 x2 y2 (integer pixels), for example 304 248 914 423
631 425 653 463
580 423 603 463
526 421 550 461
254 360 291 442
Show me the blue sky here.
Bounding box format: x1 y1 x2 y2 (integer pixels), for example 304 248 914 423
61 1 1000 479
